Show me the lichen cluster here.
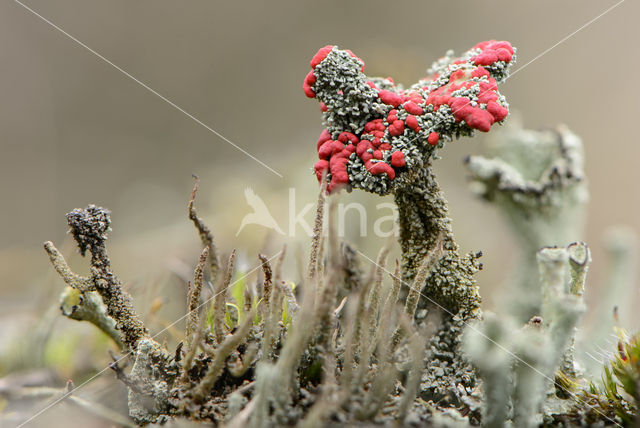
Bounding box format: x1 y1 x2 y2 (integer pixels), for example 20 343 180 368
465 119 588 320
32 41 639 428
43 181 438 426
305 42 514 194
463 243 590 427
304 42 515 405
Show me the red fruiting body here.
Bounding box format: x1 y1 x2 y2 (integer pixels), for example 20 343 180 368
404 101 424 115
303 70 317 98
364 118 385 133
329 156 350 190
317 142 331 159
313 130 364 191
338 132 359 144
356 140 370 157
317 129 332 150
368 162 395 179
405 92 423 104
306 41 513 192
486 100 508 122
424 65 507 133
388 120 405 137
450 97 495 132
472 40 514 66
314 160 329 180
378 89 404 107
310 45 335 69
405 115 420 131
391 151 406 167
471 67 490 79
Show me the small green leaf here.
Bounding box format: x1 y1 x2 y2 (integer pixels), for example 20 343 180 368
231 272 247 323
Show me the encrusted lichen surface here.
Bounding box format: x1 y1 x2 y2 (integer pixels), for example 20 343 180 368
41 182 638 426
305 41 515 193
304 42 514 404
65 205 150 351
395 167 483 403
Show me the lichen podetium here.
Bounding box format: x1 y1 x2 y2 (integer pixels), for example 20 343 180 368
304 41 515 403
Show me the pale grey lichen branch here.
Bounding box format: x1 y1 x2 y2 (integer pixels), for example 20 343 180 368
465 119 588 320
463 242 591 427
44 206 159 353
127 338 171 422
44 240 124 349
44 241 93 292
59 286 124 349
65 205 152 352
567 241 591 296
511 320 552 428
462 312 514 427
538 244 588 379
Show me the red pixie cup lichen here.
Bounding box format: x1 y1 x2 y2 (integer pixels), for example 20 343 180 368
303 42 515 194
303 41 516 404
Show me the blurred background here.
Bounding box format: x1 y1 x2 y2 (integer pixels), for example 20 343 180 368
0 0 638 425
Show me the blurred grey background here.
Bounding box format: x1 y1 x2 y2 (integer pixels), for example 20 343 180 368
1 0 638 324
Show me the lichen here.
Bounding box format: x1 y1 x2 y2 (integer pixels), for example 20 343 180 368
305 42 515 404
31 41 639 428
465 119 588 320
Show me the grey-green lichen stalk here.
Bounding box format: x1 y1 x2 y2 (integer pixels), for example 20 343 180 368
45 206 154 353
465 119 588 320
304 41 516 402
463 242 590 427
